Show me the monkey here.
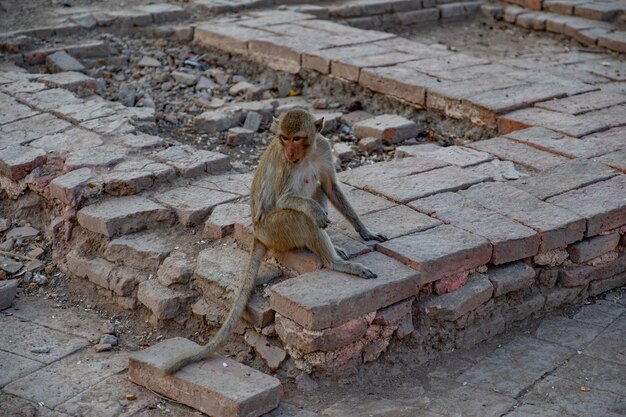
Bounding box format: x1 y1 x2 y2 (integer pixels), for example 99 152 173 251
160 109 387 375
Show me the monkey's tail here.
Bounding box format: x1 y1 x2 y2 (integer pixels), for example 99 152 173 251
160 239 267 375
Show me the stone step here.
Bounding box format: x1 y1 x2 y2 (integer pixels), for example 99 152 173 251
137 280 198 321
105 232 173 272
129 337 282 417
498 0 626 23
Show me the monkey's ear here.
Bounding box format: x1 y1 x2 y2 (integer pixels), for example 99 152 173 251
314 117 324 133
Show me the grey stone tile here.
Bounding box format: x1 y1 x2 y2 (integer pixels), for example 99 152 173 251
572 300 625 327
535 316 604 350
553 354 626 396
0 349 45 387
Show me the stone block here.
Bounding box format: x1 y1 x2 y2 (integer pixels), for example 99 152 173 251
512 159 618 200
420 275 494 321
352 114 418 144
568 233 621 264
393 8 441 25
455 312 505 349
49 167 94 206
46 51 85 73
411 192 540 264
377 224 491 280
0 279 18 310
157 251 194 287
154 145 230 178
154 186 239 226
560 252 626 287
598 32 626 54
203 202 251 241
129 338 282 417
0 145 46 181
105 232 171 271
29 127 104 155
358 65 439 106
485 262 536 297
536 90 626 115
547 175 626 237
77 196 172 237
244 330 287 372
226 127 254 147
270 251 419 330
595 149 626 173
67 251 114 290
343 204 441 240
15 88 82 112
461 182 586 251
331 51 419 82
0 113 72 149
193 172 253 197
502 293 545 324
434 271 469 295
468 137 569 171
588 272 626 297
137 280 196 320
64 145 129 170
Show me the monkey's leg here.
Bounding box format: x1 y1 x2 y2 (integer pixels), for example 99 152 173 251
258 210 376 278
313 185 347 260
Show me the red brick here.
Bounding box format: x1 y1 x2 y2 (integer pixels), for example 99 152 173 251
498 107 615 137
535 91 626 115
248 36 303 74
560 252 626 287
410 192 540 264
485 262 536 296
269 251 419 330
420 275 493 321
461 182 586 250
434 271 469 295
377 224 492 278
543 0 581 15
473 136 572 171
49 167 94 206
193 22 271 56
574 3 623 21
352 114 418 144
331 51 419 82
568 233 621 263
129 338 282 417
359 65 443 106
465 83 572 115
302 43 388 74
547 175 626 237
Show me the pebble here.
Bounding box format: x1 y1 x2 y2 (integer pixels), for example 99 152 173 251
26 260 44 273
100 334 119 346
137 93 155 108
0 238 14 252
94 343 112 352
357 137 383 154
118 83 136 107
30 346 51 354
138 56 161 68
312 98 328 109
32 273 48 285
196 76 217 91
172 71 198 86
0 218 11 232
100 323 116 335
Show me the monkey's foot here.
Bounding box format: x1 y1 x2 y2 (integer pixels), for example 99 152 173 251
335 246 349 260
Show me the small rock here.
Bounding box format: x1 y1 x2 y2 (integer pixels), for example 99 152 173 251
196 76 217 91
32 273 47 285
137 94 155 108
0 218 11 232
6 226 40 241
0 270 6 280
100 334 119 346
27 247 45 258
229 81 254 96
118 83 136 107
26 260 44 273
94 343 112 352
161 81 173 91
172 71 198 86
0 239 14 252
333 142 354 162
276 74 293 97
226 127 254 147
295 373 318 393
138 56 161 68
357 137 383 154
0 255 23 274
312 98 328 109
208 68 230 85
30 346 50 354
99 323 116 335
243 111 263 132
44 265 54 275
47 51 85 73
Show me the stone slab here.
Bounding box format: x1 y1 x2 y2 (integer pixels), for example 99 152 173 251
512 159 618 200
559 252 626 287
193 172 253 196
468 137 569 171
411 192 540 264
77 196 172 237
15 88 82 112
154 145 230 177
0 279 19 310
204 202 251 241
0 95 39 126
462 182 586 250
420 275 493 321
0 145 46 180
535 316 604 349
49 167 95 206
536 90 626 115
4 349 129 409
64 145 129 170
572 299 625 328
105 232 171 271
352 114 418 144
552 353 626 398
154 185 239 226
29 127 104 155
0 350 45 388
568 233 621 263
0 113 72 149
584 318 626 366
485 262 536 296
128 337 282 417
595 149 626 173
270 251 419 330
547 175 626 237
137 280 197 320
377 224 492 278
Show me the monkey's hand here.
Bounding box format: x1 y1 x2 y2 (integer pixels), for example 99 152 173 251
310 202 330 229
360 229 388 242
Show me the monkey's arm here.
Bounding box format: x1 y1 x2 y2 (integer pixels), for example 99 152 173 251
276 193 330 228
322 175 387 242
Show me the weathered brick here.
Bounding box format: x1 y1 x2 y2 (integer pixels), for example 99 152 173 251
468 137 569 171
66 251 114 290
129 338 282 417
275 314 369 354
137 280 197 320
505 126 625 159
39 71 96 92
462 182 585 250
455 312 505 349
154 145 230 177
568 233 621 264
193 172 253 197
352 114 418 144
542 285 583 309
544 0 582 15
411 192 540 264
420 275 494 321
0 95 39 126
0 145 46 181
302 43 388 74
116 132 166 150
536 91 626 115
331 52 419 82
194 109 241 133
398 145 493 167
0 113 72 149
359 65 442 106
588 272 626 296
46 51 85 73
204 202 251 241
15 88 82 112
560 252 626 287
516 12 548 29
575 2 623 21
434 271 469 295
377 224 492 279
270 251 419 330
598 32 626 54
392 8 441 25
157 250 194 287
136 3 188 22
512 159 618 200
502 293 545 324
154 186 239 226
77 196 172 237
29 127 104 155
244 330 287 372
595 149 626 173
486 262 536 297
226 127 254 147
547 175 626 237
80 114 136 136
49 167 95 206
64 146 129 170
105 232 171 271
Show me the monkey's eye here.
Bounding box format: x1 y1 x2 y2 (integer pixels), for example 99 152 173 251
279 135 288 142
293 136 302 142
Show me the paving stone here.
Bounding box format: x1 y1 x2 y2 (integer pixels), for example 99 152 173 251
505 126 625 158
105 232 171 271
484 262 536 297
512 159 618 200
302 43 389 74
154 145 230 177
331 51 420 82
0 350 45 387
39 71 96 93
157 250 194 287
137 280 197 320
536 90 626 115
358 65 443 106
411 383 515 417
46 51 85 73
154 185 239 226
339 186 396 215
0 96 38 127
270 251 419 330
568 232 621 263
572 299 625 328
0 145 46 181
457 336 573 396
53 98 117 123
461 182 586 250
204 202 251 241
595 149 626 172
525 375 625 417
194 21 274 56
366 165 492 204
420 274 493 321
0 314 90 365
468 137 569 171
4 349 128 409
15 88 82 112
337 155 448 189
547 175 626 237
377 224 491 280
560 252 626 287
129 337 282 417
77 196 172 237
321 395 425 417
552 353 626 399
598 31 626 54
81 114 136 136
244 330 287 372
29 127 104 155
352 114 418 144
584 318 626 365
49 167 95 206
536 316 604 349
0 113 72 149
64 145 129 170
399 145 493 167
0 279 19 310
115 132 166 150
411 192 540 264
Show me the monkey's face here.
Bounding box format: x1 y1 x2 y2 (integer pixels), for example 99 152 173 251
279 132 310 164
